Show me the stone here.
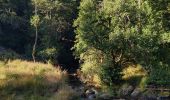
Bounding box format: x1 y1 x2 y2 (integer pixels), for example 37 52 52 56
131 88 142 98
85 89 95 95
147 93 157 100
139 94 149 100
119 85 134 97
139 90 157 100
91 88 98 95
87 94 96 100
85 88 99 100
157 96 170 100
98 93 113 100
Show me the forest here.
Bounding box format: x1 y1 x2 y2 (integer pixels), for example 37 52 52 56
0 0 170 100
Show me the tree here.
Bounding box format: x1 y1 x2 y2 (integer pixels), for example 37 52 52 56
31 0 40 62
0 0 31 54
74 0 170 86
30 0 79 66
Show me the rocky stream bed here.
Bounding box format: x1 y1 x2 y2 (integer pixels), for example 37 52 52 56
68 74 170 100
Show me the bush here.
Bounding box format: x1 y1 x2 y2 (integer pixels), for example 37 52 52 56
0 48 20 61
78 48 123 90
78 48 103 87
37 47 59 64
147 63 170 86
122 64 147 87
100 62 123 86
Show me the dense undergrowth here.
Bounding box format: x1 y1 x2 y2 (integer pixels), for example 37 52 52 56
0 48 20 61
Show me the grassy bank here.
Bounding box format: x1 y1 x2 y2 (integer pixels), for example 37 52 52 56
0 60 77 100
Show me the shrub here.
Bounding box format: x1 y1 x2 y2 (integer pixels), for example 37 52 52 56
78 48 103 87
79 48 123 88
37 47 59 64
147 63 170 86
100 61 123 86
122 64 147 87
0 48 20 61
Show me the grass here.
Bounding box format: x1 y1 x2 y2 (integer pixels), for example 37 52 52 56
0 60 78 100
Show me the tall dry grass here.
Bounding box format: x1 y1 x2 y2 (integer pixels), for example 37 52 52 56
0 60 78 100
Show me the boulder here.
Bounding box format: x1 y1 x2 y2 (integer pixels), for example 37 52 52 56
139 93 157 100
157 96 170 100
147 93 157 100
119 85 134 97
98 93 113 100
85 89 95 95
139 90 158 100
87 94 96 100
139 94 149 100
85 88 98 99
131 88 142 98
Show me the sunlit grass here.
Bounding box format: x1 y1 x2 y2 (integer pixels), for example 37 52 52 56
50 85 78 100
0 59 76 100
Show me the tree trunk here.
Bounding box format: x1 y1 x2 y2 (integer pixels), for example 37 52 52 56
32 1 38 62
32 25 38 62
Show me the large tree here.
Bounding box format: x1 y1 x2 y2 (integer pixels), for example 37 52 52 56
74 0 170 86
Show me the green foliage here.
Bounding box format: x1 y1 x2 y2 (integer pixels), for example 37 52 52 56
78 48 103 86
0 0 170 92
31 15 40 27
38 47 59 63
122 64 147 87
74 0 170 88
100 63 123 86
30 0 78 64
147 63 170 86
0 0 31 53
0 0 79 65
0 48 20 61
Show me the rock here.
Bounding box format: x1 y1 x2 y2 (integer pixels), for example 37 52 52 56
139 90 157 100
74 86 84 93
87 94 96 100
147 93 157 100
119 85 134 97
85 89 95 95
85 88 98 100
131 88 142 98
139 94 149 100
91 88 98 95
157 96 170 100
98 93 113 100
85 88 98 95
